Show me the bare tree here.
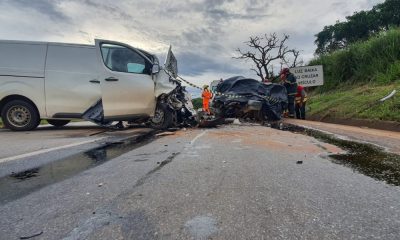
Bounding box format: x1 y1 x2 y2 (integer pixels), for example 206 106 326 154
234 33 302 81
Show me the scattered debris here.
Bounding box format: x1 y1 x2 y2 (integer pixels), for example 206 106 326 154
20 231 43 239
233 119 242 125
98 183 104 187
380 89 396 102
297 161 303 164
156 132 176 137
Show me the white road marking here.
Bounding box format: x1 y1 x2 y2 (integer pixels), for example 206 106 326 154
0 137 105 164
190 130 208 145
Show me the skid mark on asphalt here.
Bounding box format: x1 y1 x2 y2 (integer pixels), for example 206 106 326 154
133 152 181 188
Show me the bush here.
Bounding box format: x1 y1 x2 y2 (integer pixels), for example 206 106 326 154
192 98 202 110
310 29 400 92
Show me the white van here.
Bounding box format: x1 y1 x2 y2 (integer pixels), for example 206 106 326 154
0 39 195 131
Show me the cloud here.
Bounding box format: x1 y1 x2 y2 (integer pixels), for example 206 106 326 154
5 0 69 21
0 0 384 86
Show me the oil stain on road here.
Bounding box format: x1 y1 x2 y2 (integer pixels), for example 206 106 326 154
284 124 400 186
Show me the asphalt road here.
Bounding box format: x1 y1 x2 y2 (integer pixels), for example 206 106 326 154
0 123 400 239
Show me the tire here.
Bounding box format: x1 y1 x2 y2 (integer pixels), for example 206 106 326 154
1 100 40 131
47 119 70 127
150 103 173 130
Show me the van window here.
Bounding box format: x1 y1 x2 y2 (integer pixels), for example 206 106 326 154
46 45 97 74
100 44 150 75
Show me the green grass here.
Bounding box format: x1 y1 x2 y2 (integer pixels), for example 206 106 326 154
308 81 400 122
310 29 400 92
307 28 400 122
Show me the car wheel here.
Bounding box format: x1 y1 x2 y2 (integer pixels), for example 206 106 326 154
1 100 40 131
47 120 70 127
150 103 173 130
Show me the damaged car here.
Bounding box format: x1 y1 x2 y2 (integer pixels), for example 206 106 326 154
0 39 195 131
212 76 288 123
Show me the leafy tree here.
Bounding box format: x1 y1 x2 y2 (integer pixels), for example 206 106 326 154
315 0 400 55
374 0 400 29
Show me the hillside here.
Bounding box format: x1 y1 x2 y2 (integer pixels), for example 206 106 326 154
308 29 400 123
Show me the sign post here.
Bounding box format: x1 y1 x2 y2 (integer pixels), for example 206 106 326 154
290 65 324 87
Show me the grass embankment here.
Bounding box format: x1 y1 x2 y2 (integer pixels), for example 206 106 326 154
308 29 400 122
308 82 400 121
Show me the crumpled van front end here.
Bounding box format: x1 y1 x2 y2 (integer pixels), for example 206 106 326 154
147 47 197 128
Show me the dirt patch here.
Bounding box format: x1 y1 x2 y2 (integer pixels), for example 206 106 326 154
307 115 400 132
208 126 342 155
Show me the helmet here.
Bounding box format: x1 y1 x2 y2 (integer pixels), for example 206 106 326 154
280 68 290 75
203 85 209 89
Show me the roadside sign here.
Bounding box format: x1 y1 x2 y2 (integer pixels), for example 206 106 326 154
290 65 324 87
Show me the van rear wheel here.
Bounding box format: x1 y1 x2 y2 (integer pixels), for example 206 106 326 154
47 120 70 127
1 100 40 131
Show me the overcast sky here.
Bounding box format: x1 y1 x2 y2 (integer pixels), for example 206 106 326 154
0 0 383 87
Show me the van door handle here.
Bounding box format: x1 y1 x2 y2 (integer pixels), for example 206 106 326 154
105 77 119 82
89 80 100 84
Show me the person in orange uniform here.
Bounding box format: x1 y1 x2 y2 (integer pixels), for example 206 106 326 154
202 85 213 114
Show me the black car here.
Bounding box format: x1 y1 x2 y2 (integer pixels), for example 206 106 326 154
212 76 288 122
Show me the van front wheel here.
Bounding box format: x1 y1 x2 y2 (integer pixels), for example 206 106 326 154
150 103 173 130
1 100 40 131
47 120 70 127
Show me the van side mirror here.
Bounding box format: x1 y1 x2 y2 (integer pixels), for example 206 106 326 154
152 64 160 74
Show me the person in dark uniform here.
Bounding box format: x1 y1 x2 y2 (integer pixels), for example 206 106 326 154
280 68 297 118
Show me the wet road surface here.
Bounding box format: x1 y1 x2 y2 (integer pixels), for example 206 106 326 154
0 122 107 161
1 124 400 239
285 119 400 154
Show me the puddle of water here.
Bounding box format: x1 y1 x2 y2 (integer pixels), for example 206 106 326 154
282 124 400 186
0 132 155 205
